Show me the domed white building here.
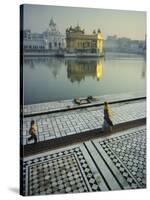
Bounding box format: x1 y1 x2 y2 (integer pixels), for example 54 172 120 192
23 18 65 50
43 18 65 49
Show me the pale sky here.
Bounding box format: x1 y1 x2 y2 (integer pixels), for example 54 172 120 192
22 4 146 40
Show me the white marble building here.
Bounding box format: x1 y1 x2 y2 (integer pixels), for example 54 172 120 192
23 18 65 50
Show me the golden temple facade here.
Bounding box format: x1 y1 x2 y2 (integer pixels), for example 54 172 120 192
66 25 103 53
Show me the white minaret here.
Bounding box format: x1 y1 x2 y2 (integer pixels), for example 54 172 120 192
49 18 57 32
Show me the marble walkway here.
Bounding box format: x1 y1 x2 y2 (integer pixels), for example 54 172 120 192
22 99 146 145
21 126 146 196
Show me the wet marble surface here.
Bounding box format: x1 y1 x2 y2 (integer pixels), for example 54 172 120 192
23 91 145 115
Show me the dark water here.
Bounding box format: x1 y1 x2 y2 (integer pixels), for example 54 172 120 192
23 53 146 105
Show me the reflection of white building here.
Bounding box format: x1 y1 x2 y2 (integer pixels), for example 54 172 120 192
23 18 65 50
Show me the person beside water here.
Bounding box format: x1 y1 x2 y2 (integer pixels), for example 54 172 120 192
103 101 113 132
28 120 37 144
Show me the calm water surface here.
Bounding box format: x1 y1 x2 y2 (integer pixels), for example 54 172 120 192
23 53 146 105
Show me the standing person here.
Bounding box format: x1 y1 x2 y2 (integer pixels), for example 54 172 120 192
28 120 37 144
103 101 113 132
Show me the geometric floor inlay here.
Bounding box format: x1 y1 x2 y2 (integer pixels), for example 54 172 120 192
23 148 100 195
100 128 146 188
21 126 146 196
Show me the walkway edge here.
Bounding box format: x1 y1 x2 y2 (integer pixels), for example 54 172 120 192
21 118 146 157
24 96 146 118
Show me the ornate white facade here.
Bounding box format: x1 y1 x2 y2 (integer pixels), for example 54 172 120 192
23 18 65 50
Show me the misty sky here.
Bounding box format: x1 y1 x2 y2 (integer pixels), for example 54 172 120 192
23 4 146 40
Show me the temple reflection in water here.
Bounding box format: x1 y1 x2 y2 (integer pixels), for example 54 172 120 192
23 53 145 104
66 58 103 83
